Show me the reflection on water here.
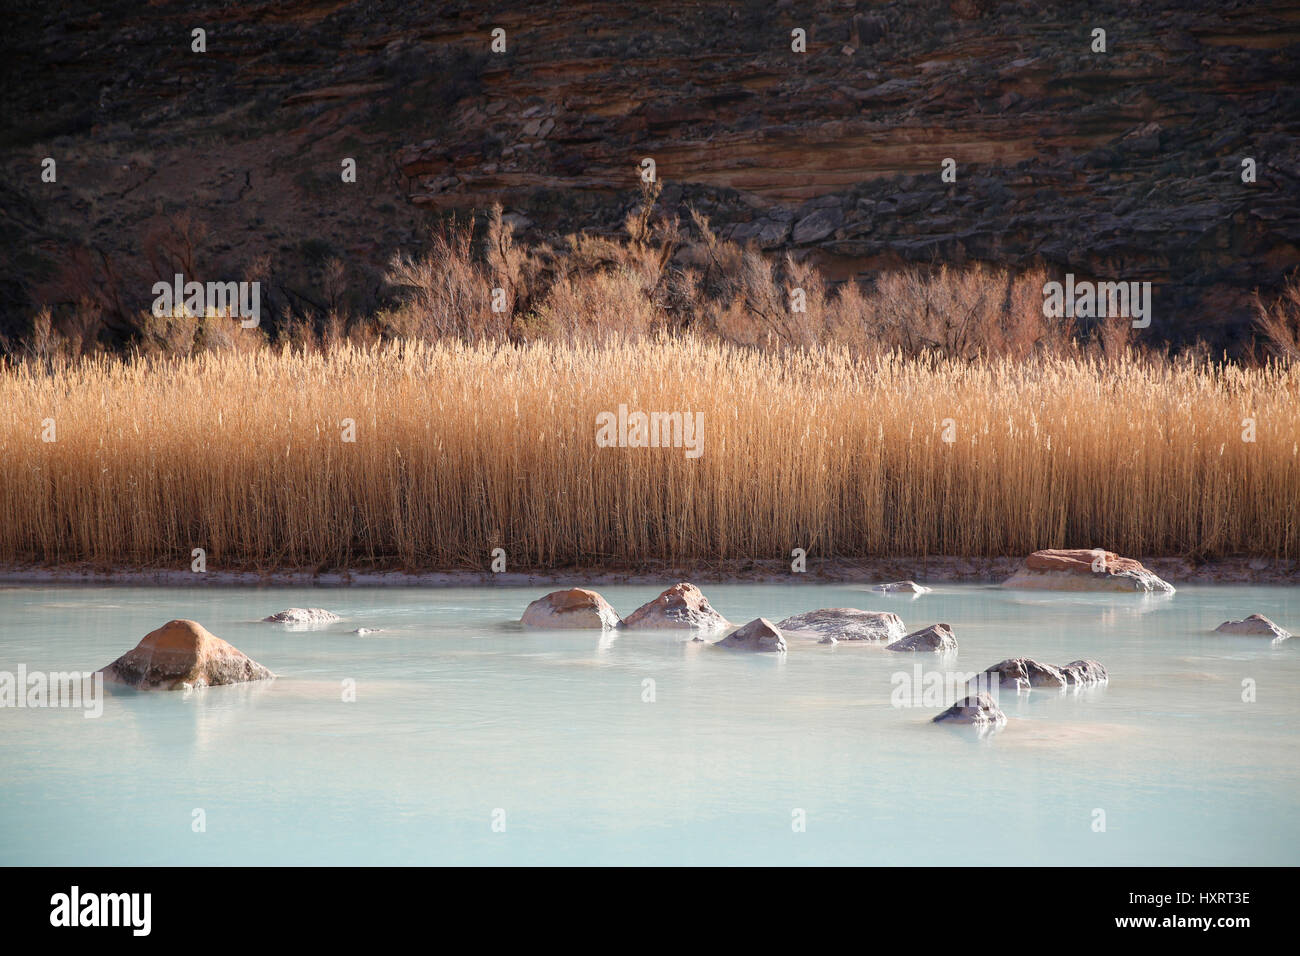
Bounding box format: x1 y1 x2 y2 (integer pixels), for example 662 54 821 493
1 581 1297 865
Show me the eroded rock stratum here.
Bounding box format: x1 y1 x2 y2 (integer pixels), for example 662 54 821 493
3 1 1296 349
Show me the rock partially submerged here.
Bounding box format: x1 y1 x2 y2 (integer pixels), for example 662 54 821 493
1059 659 1110 685
1001 549 1175 593
99 619 275 690
982 658 1067 690
981 657 1108 690
933 693 1006 726
872 581 932 594
886 623 957 653
715 618 787 652
263 608 341 625
520 588 621 629
1214 614 1291 641
622 583 729 629
777 608 905 643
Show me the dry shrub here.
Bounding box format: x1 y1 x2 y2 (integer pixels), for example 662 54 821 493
1255 273 1300 362
384 213 494 340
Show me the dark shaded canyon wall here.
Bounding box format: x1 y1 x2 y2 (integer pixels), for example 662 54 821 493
2 0 1297 350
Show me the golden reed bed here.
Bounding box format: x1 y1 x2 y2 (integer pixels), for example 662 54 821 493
1 339 1297 569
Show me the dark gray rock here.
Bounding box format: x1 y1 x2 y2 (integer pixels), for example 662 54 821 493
886 623 957 653
933 693 1006 725
716 617 787 652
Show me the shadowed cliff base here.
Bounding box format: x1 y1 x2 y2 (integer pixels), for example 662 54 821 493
2 0 1297 354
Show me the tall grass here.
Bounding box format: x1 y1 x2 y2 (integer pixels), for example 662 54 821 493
1 339 1296 569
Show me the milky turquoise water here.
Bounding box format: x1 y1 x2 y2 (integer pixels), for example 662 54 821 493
1 582 1297 866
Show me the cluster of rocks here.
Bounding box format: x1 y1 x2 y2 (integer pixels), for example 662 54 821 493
87 549 1291 714
932 657 1109 727
97 606 354 689
520 583 958 657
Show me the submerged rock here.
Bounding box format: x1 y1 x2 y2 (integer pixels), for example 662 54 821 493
520 588 621 629
1214 614 1291 641
886 623 957 653
715 617 787 652
872 581 932 594
263 608 341 625
977 658 1107 686
1001 549 1175 593
982 657 1067 690
777 608 905 642
933 693 1006 726
99 619 275 690
981 657 1108 690
1059 659 1110 685
622 583 729 629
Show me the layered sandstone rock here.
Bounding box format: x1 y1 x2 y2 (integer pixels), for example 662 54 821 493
99 619 275 690
1002 549 1175 593
4 2 1294 351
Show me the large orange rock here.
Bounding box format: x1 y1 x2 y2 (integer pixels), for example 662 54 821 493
98 620 275 690
1002 549 1175 593
520 588 621 629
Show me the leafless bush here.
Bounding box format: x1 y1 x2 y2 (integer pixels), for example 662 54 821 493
1254 273 1300 362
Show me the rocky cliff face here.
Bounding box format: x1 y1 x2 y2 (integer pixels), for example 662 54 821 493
2 0 1297 350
